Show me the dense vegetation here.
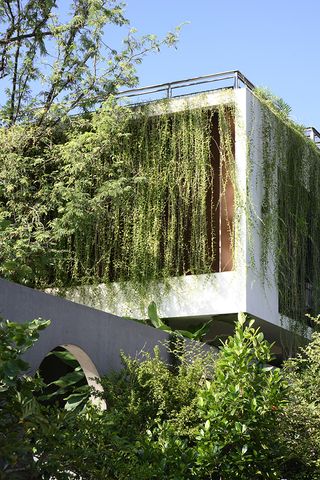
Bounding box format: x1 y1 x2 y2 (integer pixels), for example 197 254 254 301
1 89 320 328
1 86 320 478
2 315 320 479
256 90 320 323
0 100 235 291
2 3 318 479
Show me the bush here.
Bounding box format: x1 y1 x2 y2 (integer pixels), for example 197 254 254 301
32 317 288 480
194 315 287 479
0 318 49 479
278 316 320 479
33 339 216 479
0 315 291 479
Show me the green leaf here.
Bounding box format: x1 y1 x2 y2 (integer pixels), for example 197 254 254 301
177 321 210 341
49 369 84 388
21 397 41 419
64 391 89 411
3 360 22 378
48 350 79 368
147 301 172 333
235 422 242 433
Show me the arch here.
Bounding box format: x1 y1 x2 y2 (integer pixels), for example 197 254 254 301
40 343 106 410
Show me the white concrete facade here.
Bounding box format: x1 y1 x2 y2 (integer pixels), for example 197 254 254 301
57 87 297 348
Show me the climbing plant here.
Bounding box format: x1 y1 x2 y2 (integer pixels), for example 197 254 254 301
52 100 215 287
256 90 320 326
0 97 236 292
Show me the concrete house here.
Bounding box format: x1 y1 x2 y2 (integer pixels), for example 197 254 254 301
1 70 319 377
53 70 320 360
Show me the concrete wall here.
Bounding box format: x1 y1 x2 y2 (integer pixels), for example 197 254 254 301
0 278 171 377
243 88 280 327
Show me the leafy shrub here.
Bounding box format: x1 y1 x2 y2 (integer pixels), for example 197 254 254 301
32 317 288 480
278 316 320 479
194 315 287 480
33 339 216 479
0 318 49 479
0 315 291 479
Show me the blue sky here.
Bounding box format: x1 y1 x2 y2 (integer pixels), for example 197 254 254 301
121 0 320 129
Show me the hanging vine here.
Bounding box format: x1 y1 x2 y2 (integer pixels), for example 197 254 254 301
0 98 236 293
257 92 320 325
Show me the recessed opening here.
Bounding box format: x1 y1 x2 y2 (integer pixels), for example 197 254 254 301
38 344 106 410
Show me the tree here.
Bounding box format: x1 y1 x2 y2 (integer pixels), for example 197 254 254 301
0 0 180 126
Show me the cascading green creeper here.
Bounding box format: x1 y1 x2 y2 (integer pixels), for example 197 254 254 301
258 92 320 325
0 99 228 291
53 101 218 289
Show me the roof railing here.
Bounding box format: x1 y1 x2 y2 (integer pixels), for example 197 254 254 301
305 127 320 149
117 71 320 150
117 70 255 102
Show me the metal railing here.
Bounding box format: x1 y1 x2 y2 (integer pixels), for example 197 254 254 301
117 71 320 150
305 127 320 149
117 70 255 103
24 70 255 120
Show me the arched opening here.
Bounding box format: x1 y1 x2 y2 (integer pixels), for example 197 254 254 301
38 344 106 410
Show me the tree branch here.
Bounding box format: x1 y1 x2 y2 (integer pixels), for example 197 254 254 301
0 29 52 45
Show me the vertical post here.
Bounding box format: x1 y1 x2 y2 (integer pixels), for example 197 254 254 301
234 71 239 89
167 84 172 98
219 154 222 272
310 128 315 143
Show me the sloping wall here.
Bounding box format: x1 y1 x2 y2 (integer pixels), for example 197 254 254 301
0 278 171 376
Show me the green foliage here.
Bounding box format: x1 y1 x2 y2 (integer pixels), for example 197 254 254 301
0 0 181 126
0 100 234 291
30 317 289 480
8 315 320 479
147 301 210 340
0 317 49 478
33 341 217 479
255 90 320 326
254 87 292 120
1 84 315 329
278 315 320 479
0 318 50 391
40 350 90 411
194 315 287 479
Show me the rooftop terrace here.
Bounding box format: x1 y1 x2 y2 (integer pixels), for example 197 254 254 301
117 70 320 149
117 70 254 102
